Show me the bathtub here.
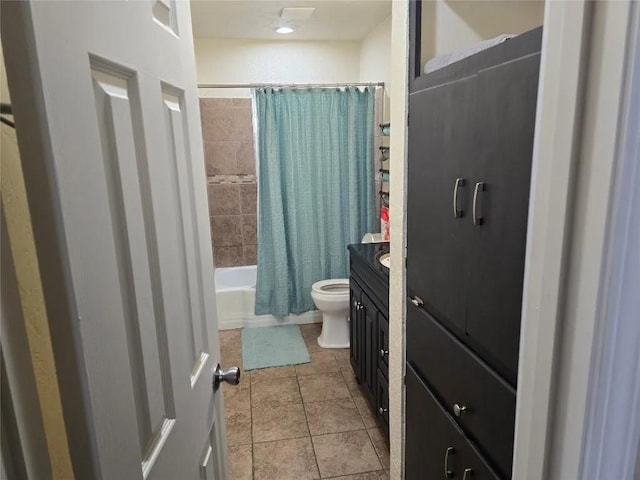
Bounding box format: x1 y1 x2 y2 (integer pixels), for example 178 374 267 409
214 265 322 330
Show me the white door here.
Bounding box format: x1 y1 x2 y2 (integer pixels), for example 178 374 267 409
2 1 233 479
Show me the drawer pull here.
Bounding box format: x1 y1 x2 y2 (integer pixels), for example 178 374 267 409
410 296 424 308
453 403 468 417
472 182 485 226
379 407 388 415
463 468 473 480
444 446 455 478
380 349 389 358
453 177 465 218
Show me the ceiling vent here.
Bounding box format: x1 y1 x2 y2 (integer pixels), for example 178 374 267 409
279 7 316 22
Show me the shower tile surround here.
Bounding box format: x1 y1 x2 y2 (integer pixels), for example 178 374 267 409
201 92 385 268
221 324 390 480
201 98 257 267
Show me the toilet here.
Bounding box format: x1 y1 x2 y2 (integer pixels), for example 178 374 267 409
310 278 350 348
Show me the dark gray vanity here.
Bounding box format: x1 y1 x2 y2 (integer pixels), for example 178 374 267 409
347 242 390 440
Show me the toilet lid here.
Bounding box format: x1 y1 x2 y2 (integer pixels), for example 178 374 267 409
312 279 349 295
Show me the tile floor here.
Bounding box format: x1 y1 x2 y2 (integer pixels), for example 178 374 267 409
220 323 390 480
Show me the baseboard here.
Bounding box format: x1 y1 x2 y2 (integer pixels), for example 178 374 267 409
218 310 322 330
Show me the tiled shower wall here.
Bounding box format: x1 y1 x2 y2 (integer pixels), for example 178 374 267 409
200 98 257 267
200 92 384 267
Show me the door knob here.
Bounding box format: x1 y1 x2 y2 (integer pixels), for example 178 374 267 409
380 349 389 358
379 407 388 415
212 364 241 392
453 403 468 417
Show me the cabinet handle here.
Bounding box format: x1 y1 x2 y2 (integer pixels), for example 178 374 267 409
444 447 455 478
378 407 388 415
410 296 424 308
472 182 485 226
453 177 465 218
380 349 389 358
463 468 473 480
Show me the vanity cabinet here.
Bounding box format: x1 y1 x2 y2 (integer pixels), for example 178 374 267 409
348 243 390 438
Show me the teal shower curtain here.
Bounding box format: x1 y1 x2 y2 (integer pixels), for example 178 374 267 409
254 87 376 317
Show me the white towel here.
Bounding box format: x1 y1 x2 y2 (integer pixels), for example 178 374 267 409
424 34 515 75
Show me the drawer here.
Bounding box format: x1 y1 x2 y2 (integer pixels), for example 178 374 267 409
405 363 500 480
350 257 389 311
406 301 516 478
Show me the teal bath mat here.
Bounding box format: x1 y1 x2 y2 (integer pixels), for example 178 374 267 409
241 325 311 371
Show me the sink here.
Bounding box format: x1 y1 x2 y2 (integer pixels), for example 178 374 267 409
378 253 390 269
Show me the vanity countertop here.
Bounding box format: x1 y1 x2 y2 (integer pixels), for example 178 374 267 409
347 242 390 283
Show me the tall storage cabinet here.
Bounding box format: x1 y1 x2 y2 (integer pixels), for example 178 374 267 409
405 5 542 477
407 48 541 383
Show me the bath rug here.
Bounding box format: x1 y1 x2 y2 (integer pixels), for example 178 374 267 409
241 325 310 371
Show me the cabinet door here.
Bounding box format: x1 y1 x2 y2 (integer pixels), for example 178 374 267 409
407 78 476 334
377 312 389 380
349 279 363 382
376 369 389 434
405 364 500 480
466 53 541 382
361 291 378 404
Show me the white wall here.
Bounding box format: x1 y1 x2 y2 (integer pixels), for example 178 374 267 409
421 0 545 66
359 15 392 120
194 38 361 97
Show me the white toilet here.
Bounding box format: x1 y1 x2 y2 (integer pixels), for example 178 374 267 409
310 278 350 348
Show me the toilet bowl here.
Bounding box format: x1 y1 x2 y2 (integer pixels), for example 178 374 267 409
310 278 350 348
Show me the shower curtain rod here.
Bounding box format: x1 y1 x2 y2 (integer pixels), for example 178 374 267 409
197 82 385 89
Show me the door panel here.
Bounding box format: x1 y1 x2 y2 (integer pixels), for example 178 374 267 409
407 78 475 334
3 2 226 478
467 54 541 382
91 66 178 463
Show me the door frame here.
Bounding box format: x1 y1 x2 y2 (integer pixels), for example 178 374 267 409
547 1 640 478
514 0 640 478
580 3 640 476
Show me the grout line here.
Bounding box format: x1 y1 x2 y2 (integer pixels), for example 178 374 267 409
298 368 323 478
322 471 388 480
366 427 387 471
251 431 311 446
238 333 255 480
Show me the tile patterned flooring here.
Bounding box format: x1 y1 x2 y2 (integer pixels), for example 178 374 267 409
221 323 390 480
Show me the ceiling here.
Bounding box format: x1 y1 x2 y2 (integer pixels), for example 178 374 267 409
190 1 392 41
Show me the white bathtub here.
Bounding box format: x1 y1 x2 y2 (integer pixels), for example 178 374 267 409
214 265 321 330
